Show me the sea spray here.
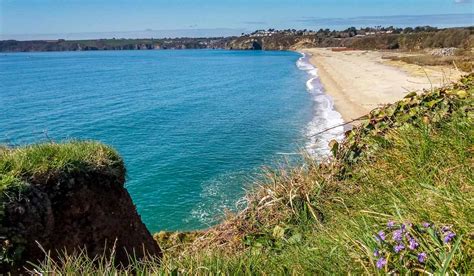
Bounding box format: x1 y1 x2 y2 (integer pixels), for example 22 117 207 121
296 52 345 157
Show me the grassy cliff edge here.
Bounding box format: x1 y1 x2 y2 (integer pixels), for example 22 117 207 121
0 142 161 273
2 75 473 274
154 74 473 274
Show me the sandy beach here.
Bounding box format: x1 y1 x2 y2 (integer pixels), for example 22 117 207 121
302 48 463 122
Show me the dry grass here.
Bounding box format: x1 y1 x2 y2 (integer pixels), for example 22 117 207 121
17 76 474 274
382 52 473 72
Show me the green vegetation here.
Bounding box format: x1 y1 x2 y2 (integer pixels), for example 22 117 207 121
230 26 473 51
399 28 472 50
0 37 233 52
343 28 472 50
0 141 123 268
24 75 473 274
2 25 472 53
0 141 122 183
0 141 123 200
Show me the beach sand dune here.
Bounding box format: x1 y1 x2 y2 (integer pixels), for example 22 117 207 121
302 48 462 122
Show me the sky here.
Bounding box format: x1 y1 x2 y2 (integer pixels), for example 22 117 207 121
0 0 473 40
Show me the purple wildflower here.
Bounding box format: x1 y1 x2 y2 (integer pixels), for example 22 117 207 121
394 243 405 253
422 222 431 228
387 221 395 229
401 223 412 231
443 231 456 244
378 231 386 241
418 252 427 263
376 257 387 269
441 226 450 233
393 229 403 242
408 238 419 250
374 249 380 257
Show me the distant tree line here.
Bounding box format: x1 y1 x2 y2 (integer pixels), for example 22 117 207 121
232 26 472 51
0 37 236 52
245 25 466 39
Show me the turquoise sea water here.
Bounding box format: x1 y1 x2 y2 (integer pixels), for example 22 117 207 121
0 50 343 232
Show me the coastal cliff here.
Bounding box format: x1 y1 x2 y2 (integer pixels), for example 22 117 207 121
1 27 471 53
226 28 472 51
0 142 161 273
0 37 234 52
0 56 472 274
227 34 338 50
153 75 473 274
2 74 471 274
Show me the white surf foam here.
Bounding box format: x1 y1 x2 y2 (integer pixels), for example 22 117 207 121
190 53 347 226
297 52 345 157
188 170 251 227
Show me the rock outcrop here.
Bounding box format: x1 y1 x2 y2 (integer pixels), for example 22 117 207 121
227 38 263 50
0 142 161 273
227 35 344 51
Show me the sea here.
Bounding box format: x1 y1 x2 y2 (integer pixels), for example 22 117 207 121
0 50 344 232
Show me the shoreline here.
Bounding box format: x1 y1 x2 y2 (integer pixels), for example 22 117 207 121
295 52 345 156
300 48 463 122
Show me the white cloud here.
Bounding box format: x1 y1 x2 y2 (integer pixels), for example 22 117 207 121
454 0 472 4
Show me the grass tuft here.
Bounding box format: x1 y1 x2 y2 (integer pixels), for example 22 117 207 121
0 141 123 269
0 141 123 188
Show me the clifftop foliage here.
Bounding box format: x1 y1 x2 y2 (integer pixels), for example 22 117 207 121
0 141 124 269
336 74 473 168
228 26 473 51
0 37 233 52
0 141 122 184
27 75 473 274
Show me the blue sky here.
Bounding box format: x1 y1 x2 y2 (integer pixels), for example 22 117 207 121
0 0 473 40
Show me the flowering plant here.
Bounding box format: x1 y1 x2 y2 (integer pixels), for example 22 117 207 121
371 221 461 273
